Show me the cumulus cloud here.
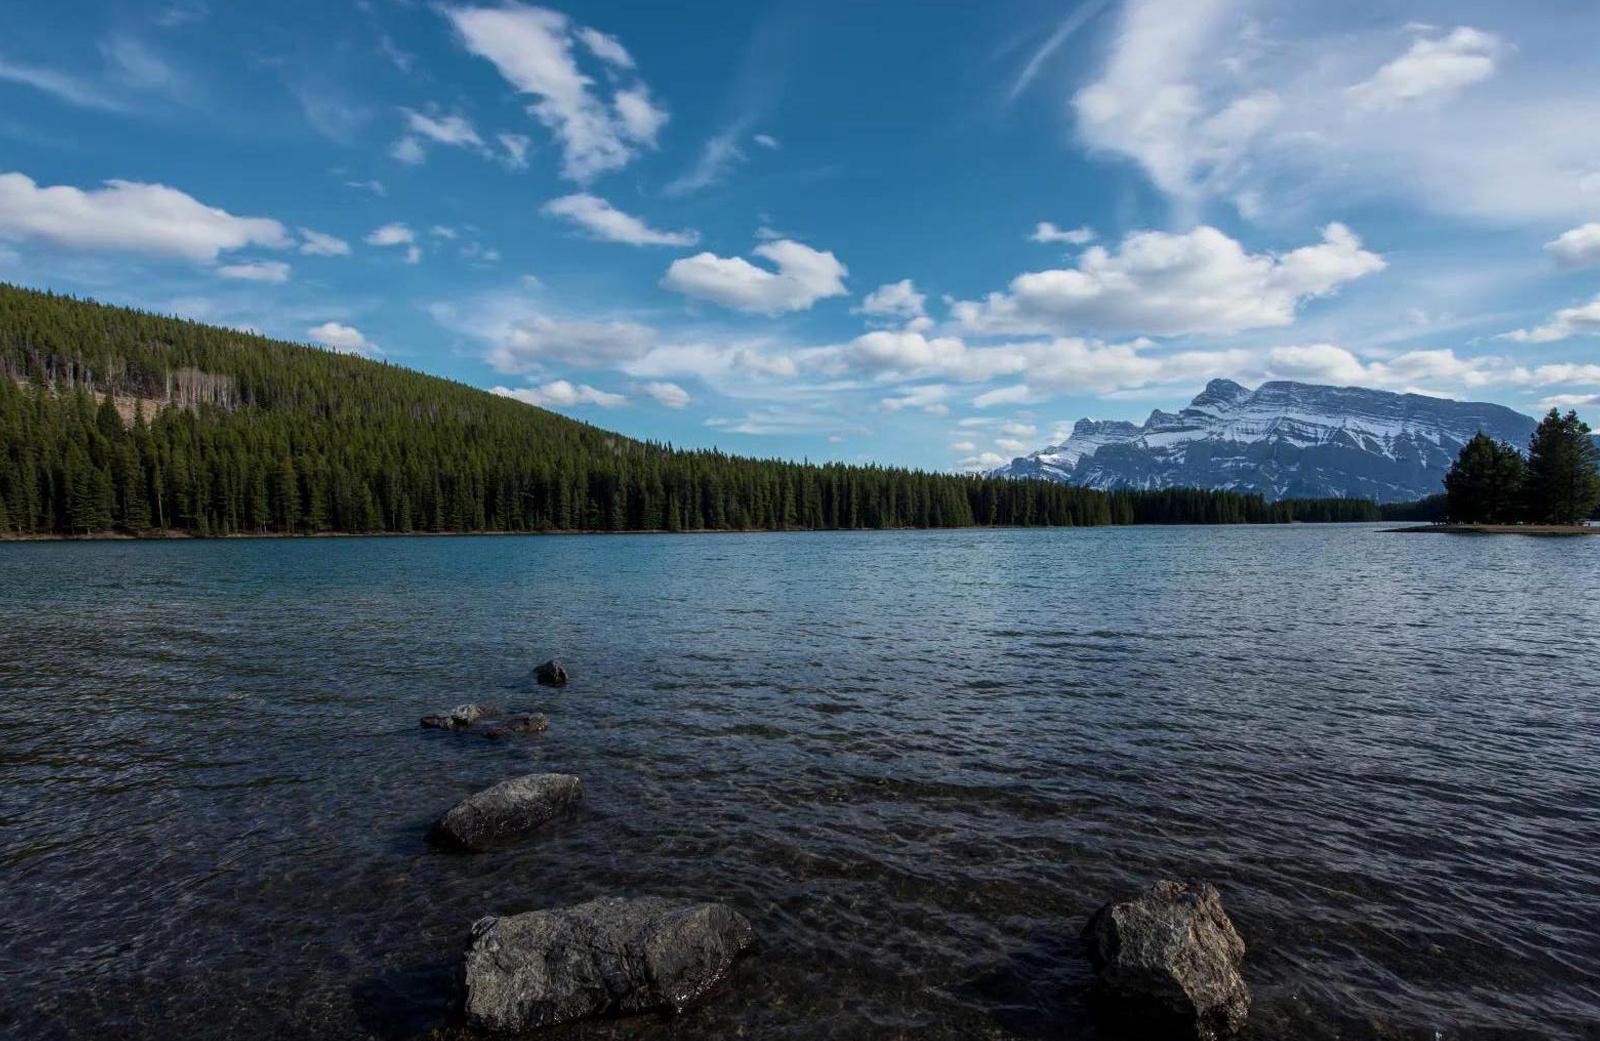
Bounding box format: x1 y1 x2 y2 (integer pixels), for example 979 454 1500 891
857 279 927 323
308 321 378 356
366 222 420 263
298 228 350 256
1500 294 1600 344
662 239 848 315
1030 222 1096 245
641 380 691 408
484 314 657 373
1347 27 1500 111
218 260 290 283
951 223 1384 337
541 193 698 246
1545 223 1600 269
0 172 290 262
444 5 667 181
493 380 626 408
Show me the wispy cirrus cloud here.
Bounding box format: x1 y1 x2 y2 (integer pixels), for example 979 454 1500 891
444 5 667 181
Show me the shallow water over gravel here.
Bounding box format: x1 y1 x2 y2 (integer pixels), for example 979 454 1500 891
2 526 1598 1040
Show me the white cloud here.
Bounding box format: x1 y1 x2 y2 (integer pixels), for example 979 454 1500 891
1347 27 1500 111
641 380 691 408
541 193 698 246
1501 294 1600 344
857 279 927 322
1030 222 1096 245
366 222 414 247
613 86 667 146
0 172 290 262
973 385 1036 409
958 451 1009 472
493 380 626 408
1072 3 1600 224
0 56 128 111
952 223 1384 337
576 27 633 69
662 239 848 315
308 321 378 356
498 132 532 169
445 5 665 181
298 228 350 256
393 109 485 165
949 440 977 452
1000 421 1037 437
995 437 1031 453
664 127 745 196
880 384 948 413
485 314 656 373
100 35 185 95
218 260 290 283
753 133 780 150
366 222 420 263
1545 223 1600 269
391 136 426 164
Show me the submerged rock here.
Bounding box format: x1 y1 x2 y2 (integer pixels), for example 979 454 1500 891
1081 879 1250 1041
421 706 549 739
421 703 500 730
479 713 550 739
533 659 569 687
460 896 754 1031
430 773 582 852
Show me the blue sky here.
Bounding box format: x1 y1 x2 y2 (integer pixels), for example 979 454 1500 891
3 0 1600 470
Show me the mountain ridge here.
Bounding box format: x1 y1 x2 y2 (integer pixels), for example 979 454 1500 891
991 378 1542 502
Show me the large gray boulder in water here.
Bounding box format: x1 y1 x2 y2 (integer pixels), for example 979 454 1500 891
1081 879 1250 1040
430 773 582 852
460 896 754 1031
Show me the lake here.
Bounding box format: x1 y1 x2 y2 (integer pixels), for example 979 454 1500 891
2 526 1597 1040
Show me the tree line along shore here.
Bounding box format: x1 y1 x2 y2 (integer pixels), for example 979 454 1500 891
0 283 1385 538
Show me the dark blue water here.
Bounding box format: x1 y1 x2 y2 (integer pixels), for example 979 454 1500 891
2 526 1598 1040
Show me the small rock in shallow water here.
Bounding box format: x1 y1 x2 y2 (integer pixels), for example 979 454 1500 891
1081 879 1250 1041
420 703 499 730
479 713 550 739
430 773 582 852
533 659 569 686
460 896 754 1031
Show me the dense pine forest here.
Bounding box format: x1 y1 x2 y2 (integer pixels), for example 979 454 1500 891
0 284 1380 537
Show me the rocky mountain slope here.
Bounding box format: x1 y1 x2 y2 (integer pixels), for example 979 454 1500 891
992 379 1539 502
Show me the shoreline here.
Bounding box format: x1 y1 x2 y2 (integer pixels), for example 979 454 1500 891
1386 523 1600 536
0 521 1377 543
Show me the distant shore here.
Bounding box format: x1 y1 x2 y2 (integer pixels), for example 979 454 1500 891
0 521 1377 543
1387 524 1600 536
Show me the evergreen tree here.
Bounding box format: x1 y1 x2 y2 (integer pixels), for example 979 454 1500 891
1523 409 1600 525
1443 433 1526 524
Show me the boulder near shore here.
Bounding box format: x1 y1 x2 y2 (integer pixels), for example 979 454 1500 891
1081 879 1250 1041
430 773 583 852
460 896 755 1032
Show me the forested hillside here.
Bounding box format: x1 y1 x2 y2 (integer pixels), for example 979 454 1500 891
0 284 1366 536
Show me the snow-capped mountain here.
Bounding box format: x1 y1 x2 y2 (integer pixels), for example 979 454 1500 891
991 379 1538 502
